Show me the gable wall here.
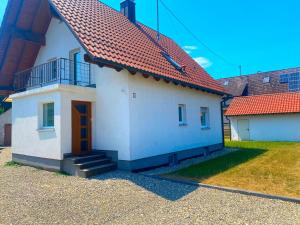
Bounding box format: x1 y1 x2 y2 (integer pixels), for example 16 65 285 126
34 18 85 65
33 18 96 84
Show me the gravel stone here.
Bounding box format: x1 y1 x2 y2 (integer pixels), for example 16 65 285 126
0 148 299 225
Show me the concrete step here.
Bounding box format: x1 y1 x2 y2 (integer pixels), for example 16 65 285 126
75 158 111 169
78 163 117 178
71 154 106 164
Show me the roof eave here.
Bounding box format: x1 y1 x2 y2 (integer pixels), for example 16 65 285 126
226 112 300 117
87 54 228 96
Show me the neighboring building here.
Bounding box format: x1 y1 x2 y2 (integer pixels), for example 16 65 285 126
218 67 300 98
225 92 300 141
0 108 11 146
218 67 300 138
0 0 227 176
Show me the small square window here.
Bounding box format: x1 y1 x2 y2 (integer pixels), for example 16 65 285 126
224 80 229 86
263 77 270 83
43 103 54 128
200 107 209 128
178 104 187 125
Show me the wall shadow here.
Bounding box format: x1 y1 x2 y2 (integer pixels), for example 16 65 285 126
171 147 267 182
93 171 198 201
93 147 266 201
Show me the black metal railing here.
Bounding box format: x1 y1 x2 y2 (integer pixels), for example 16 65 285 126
14 58 93 92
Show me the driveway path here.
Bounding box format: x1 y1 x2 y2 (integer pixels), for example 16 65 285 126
0 149 299 225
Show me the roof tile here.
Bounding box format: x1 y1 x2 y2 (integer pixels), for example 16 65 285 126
50 0 224 94
225 92 300 116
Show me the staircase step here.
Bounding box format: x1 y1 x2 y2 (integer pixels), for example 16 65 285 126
75 158 111 169
72 154 106 164
78 163 117 178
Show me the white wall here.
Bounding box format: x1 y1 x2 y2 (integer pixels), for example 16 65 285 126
93 67 131 160
128 73 223 160
12 89 62 160
11 85 96 160
35 18 86 65
91 67 223 161
230 114 300 141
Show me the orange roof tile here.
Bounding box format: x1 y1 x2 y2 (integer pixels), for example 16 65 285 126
225 92 300 116
49 0 225 95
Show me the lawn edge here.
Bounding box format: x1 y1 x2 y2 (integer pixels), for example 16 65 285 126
141 174 300 204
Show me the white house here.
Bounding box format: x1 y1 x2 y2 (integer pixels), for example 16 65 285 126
0 0 227 177
226 92 300 141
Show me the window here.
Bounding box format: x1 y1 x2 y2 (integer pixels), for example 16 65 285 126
263 77 270 83
288 72 300 91
224 80 229 86
280 74 289 84
70 49 82 85
178 104 187 125
200 107 209 128
162 52 183 71
43 103 54 128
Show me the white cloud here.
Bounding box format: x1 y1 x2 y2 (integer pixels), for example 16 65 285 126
194 57 212 69
183 45 198 54
183 45 198 50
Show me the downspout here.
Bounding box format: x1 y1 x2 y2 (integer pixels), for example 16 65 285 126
221 95 232 147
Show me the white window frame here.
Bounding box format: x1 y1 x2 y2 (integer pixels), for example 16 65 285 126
178 104 187 126
40 102 55 129
200 107 210 129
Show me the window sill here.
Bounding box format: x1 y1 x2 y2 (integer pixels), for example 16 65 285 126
37 127 55 132
201 127 210 130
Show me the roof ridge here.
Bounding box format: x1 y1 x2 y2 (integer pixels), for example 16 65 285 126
97 0 173 42
219 66 300 80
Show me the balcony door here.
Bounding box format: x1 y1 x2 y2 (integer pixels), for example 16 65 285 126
70 49 81 85
72 101 92 155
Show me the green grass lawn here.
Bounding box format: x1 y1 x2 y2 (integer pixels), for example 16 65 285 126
167 141 300 198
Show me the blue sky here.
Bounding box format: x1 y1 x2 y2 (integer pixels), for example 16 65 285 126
0 0 299 79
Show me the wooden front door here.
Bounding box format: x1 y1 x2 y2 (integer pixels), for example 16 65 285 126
72 101 92 155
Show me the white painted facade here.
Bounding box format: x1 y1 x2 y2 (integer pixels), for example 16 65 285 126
229 114 300 141
11 84 96 160
128 73 222 160
10 18 223 167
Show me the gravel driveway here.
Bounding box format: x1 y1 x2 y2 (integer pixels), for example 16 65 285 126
0 148 299 225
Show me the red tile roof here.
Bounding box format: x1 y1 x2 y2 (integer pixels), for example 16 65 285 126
49 0 225 95
225 92 300 116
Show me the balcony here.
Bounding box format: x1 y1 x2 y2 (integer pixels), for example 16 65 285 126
13 58 94 92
